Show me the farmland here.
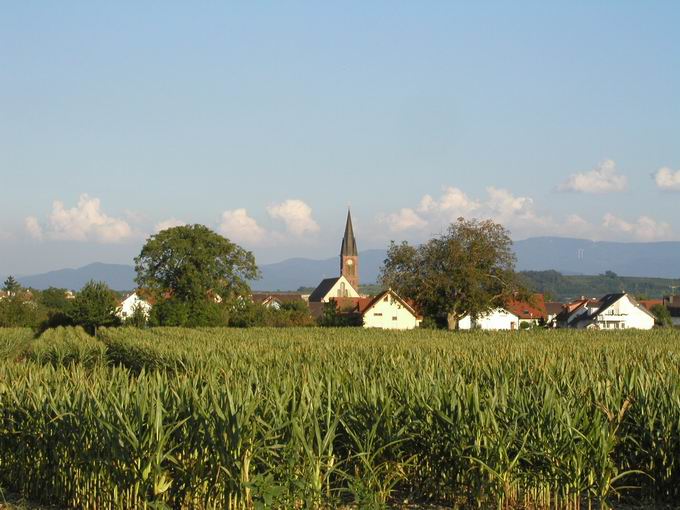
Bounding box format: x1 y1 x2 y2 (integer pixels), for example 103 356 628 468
1 327 680 509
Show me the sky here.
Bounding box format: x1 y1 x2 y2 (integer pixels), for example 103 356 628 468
1 1 679 275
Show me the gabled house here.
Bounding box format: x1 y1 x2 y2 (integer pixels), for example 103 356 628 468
116 291 153 320
571 293 655 330
458 295 547 331
554 297 601 328
317 289 422 330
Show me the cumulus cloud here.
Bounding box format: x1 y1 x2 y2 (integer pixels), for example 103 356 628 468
219 209 267 245
558 160 628 194
602 213 672 241
154 218 186 233
24 216 43 240
381 208 428 232
654 167 680 191
382 186 546 237
266 199 320 236
380 185 673 242
25 194 133 243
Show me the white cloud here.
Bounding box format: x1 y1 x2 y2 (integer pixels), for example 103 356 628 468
24 216 43 240
154 218 186 233
558 159 628 194
379 185 674 242
219 209 267 245
381 208 427 232
654 167 680 191
382 186 545 237
602 213 672 241
25 194 133 243
266 199 320 236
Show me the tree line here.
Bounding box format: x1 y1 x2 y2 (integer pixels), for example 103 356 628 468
2 219 530 333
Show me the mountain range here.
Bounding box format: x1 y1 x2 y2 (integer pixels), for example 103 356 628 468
4 237 680 291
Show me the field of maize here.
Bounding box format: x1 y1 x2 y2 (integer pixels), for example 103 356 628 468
1 326 680 509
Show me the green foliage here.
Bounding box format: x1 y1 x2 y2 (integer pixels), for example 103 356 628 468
37 287 72 311
3 328 680 508
380 218 522 328
67 280 120 335
135 224 260 303
124 303 149 328
651 304 673 327
521 270 680 302
317 301 363 327
149 297 228 327
0 296 45 329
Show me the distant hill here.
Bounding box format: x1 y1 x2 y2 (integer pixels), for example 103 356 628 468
513 237 680 278
6 237 680 292
16 263 136 291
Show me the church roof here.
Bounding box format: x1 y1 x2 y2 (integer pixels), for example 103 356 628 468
308 277 342 302
341 210 358 257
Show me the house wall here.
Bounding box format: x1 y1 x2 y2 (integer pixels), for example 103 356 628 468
320 277 360 302
591 297 655 330
362 294 420 330
459 308 519 330
117 293 152 319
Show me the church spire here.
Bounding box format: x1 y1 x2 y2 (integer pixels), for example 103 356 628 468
341 209 358 257
340 209 359 291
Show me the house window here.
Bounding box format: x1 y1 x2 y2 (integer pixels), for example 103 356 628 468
374 313 382 316
392 316 398 321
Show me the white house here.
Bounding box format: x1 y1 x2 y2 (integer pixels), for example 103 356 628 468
360 290 421 330
116 291 152 320
458 308 520 330
573 293 655 330
308 275 360 303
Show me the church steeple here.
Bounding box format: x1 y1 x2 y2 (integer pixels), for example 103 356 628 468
340 209 359 292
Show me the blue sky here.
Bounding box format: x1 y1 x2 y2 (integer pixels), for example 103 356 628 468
1 1 679 275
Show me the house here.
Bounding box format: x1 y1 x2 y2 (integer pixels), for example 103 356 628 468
571 293 655 330
458 308 521 330
545 301 565 327
317 289 422 330
309 210 361 303
251 292 307 310
116 291 153 319
663 296 680 326
458 295 547 330
554 297 601 328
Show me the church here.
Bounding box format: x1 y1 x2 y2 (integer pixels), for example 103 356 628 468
308 210 422 329
308 210 361 302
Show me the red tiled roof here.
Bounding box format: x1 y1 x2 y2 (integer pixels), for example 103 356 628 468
505 294 547 320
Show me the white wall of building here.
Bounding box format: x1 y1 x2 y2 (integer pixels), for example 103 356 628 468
362 293 420 330
586 296 655 330
320 276 360 303
117 292 152 319
459 308 520 330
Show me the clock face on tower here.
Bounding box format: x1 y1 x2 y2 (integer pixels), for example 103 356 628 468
346 259 353 266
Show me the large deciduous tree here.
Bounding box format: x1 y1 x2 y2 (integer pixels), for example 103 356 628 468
135 225 260 325
380 217 522 329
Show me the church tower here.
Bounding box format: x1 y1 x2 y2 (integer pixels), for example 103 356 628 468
340 209 359 292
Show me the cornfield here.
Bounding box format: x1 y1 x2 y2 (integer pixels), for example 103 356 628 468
1 326 680 509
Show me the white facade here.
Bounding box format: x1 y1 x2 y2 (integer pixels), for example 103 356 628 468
577 294 655 330
362 291 421 330
316 276 360 303
117 292 152 319
459 308 520 331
